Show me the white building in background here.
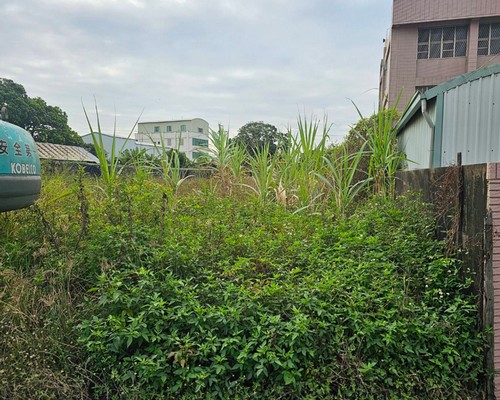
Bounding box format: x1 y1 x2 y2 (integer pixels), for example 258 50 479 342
81 118 210 161
136 118 210 160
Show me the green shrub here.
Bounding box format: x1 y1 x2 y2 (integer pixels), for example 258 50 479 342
0 169 486 399
78 193 484 399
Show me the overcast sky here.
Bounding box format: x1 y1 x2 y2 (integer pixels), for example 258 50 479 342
3 0 392 143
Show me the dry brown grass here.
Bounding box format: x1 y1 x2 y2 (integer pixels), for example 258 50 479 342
0 264 89 399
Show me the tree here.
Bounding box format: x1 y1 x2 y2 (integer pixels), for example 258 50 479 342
0 78 83 146
339 108 402 193
26 97 83 146
0 78 30 127
233 121 285 155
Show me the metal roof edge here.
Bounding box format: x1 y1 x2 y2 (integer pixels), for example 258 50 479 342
396 63 500 135
83 133 160 148
424 63 500 99
81 132 133 140
396 92 422 134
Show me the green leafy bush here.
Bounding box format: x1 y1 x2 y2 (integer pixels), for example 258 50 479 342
0 167 486 399
77 191 484 399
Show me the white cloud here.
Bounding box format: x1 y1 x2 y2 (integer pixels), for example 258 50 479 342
2 0 392 139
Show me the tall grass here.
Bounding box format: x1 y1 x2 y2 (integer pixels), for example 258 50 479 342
0 107 484 399
155 133 191 196
317 142 369 216
228 143 247 182
275 115 330 211
82 100 140 190
352 100 405 197
367 106 404 196
245 144 276 205
200 124 235 192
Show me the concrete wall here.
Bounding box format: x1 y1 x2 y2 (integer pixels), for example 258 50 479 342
387 22 480 111
382 1 500 112
387 25 418 109
415 56 469 87
393 0 500 25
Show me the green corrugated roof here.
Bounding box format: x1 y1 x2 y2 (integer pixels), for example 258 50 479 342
424 63 500 99
396 92 423 133
396 63 500 134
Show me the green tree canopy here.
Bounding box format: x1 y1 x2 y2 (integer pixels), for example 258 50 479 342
233 121 285 155
334 108 401 187
343 108 400 153
0 78 30 126
0 78 83 146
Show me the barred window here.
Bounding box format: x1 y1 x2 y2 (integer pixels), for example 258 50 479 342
478 23 500 55
417 26 468 59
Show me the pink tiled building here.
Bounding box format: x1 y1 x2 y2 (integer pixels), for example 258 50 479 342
380 0 500 111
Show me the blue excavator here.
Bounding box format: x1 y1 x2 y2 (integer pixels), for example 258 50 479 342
0 104 42 212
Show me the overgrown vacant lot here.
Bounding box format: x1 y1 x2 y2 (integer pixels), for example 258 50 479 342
0 170 486 399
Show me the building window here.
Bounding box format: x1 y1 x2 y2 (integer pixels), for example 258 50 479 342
180 125 187 132
417 26 467 59
192 138 209 147
154 126 160 133
166 138 172 146
193 151 203 159
166 125 172 132
198 127 204 133
478 23 500 55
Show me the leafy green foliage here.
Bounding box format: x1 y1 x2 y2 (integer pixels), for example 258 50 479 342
83 100 141 190
234 121 286 156
118 148 191 170
341 108 404 194
198 124 241 193
275 115 330 210
118 148 157 166
0 123 486 399
352 102 405 197
244 144 276 205
317 142 369 216
75 187 483 399
0 77 83 145
0 78 30 126
26 97 82 145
